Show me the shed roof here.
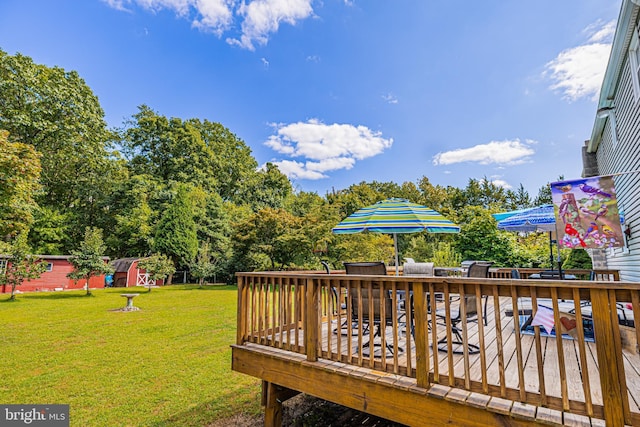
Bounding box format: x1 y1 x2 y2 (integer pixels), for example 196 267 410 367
111 257 140 273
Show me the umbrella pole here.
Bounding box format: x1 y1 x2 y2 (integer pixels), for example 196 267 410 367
555 235 564 280
548 232 554 267
394 233 399 276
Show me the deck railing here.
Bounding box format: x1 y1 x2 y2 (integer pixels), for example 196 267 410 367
236 271 639 425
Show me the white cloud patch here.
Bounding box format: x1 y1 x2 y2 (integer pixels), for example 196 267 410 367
488 178 512 189
545 20 615 101
102 0 314 49
264 119 393 180
382 93 398 104
432 139 535 166
227 0 314 50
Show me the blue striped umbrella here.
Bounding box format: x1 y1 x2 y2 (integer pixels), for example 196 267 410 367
332 198 460 274
495 204 559 272
495 204 556 233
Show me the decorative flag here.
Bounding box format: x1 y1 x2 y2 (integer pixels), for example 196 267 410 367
550 176 624 249
530 305 555 335
558 312 579 339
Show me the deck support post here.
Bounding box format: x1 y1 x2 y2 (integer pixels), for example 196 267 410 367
590 288 628 425
262 381 300 427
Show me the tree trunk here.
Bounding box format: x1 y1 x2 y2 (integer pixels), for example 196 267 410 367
86 275 92 295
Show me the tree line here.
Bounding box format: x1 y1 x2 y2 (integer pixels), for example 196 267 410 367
0 49 590 288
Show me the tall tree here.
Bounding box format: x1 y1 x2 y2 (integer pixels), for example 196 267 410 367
105 174 162 257
0 130 42 239
190 241 219 287
0 234 47 301
0 50 112 207
232 207 311 271
0 50 118 250
68 227 113 296
121 106 260 202
241 162 293 210
154 184 198 276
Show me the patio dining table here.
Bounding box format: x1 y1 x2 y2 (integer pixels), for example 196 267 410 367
528 272 577 280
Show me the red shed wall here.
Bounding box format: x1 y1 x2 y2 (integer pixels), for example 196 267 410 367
1 258 107 293
129 261 165 286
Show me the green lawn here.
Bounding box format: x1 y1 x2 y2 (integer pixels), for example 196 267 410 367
0 285 262 426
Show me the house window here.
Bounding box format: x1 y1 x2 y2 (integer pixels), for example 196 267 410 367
0 260 6 275
629 27 640 101
45 262 53 272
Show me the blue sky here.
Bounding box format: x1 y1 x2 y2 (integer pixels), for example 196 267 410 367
0 1 621 197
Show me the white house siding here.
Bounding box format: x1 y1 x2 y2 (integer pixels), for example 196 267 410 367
594 44 640 282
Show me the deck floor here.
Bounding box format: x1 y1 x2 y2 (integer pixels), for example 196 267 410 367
267 296 640 415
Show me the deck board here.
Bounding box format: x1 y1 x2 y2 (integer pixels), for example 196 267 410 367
257 294 640 421
313 296 640 416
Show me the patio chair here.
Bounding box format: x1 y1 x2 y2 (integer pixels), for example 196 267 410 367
435 262 490 354
344 262 401 356
467 262 492 325
436 290 480 354
402 262 435 337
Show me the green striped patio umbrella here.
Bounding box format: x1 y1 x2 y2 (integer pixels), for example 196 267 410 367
332 198 460 275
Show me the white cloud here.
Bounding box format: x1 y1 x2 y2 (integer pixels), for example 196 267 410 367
227 0 314 50
264 119 393 180
489 179 512 189
191 0 234 35
268 160 328 180
585 20 616 43
102 0 131 12
103 0 314 49
432 139 535 166
545 20 615 102
382 93 398 104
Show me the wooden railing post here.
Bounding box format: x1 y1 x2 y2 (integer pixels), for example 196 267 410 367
305 277 318 361
413 281 429 388
237 275 246 345
590 288 626 426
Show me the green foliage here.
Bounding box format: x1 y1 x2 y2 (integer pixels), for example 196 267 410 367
154 184 198 270
0 50 590 278
563 248 593 269
404 238 462 267
0 234 47 300
241 162 293 210
190 241 219 287
232 207 312 271
28 206 68 255
138 253 176 292
68 227 114 295
331 233 395 268
431 241 463 267
0 130 42 239
455 206 515 266
0 50 120 251
104 173 162 257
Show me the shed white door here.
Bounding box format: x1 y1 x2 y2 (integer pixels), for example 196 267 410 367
136 272 155 287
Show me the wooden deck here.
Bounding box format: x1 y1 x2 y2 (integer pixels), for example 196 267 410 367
232 272 640 426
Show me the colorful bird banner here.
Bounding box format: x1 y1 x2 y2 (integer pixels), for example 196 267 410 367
550 176 624 249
